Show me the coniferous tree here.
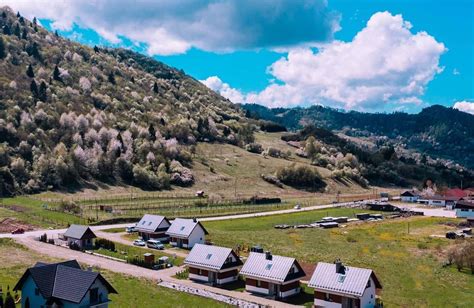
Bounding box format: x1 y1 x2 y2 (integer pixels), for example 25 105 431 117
0 37 6 59
4 292 14 308
21 28 27 39
153 81 159 93
33 17 37 25
131 76 135 83
34 25 38 32
54 30 59 37
53 65 62 82
108 72 116 84
148 124 156 141
30 42 41 61
26 64 34 77
93 45 99 53
19 16 25 24
14 24 20 38
3 25 11 35
1 11 7 19
38 81 47 102
30 79 38 98
16 12 20 18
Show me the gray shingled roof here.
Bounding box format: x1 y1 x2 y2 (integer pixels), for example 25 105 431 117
185 244 241 270
166 218 208 238
136 214 170 233
14 260 117 303
63 225 96 240
308 262 381 297
240 252 304 283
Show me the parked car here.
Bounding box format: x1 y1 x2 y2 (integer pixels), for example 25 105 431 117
126 224 137 233
11 228 25 234
294 204 301 210
133 239 146 246
147 239 165 250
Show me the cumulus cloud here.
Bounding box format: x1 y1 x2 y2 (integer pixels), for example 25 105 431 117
3 0 339 55
453 101 474 115
201 76 245 104
246 11 446 110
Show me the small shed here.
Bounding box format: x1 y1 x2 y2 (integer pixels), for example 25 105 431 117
63 225 96 249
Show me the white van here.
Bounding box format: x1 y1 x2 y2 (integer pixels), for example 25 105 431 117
146 239 164 250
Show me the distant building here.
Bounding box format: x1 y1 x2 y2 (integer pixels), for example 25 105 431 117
417 196 459 208
184 244 243 285
135 214 171 241
166 218 208 249
444 188 468 199
455 200 474 218
400 190 420 203
308 261 382 308
240 251 306 299
63 225 96 249
14 260 117 308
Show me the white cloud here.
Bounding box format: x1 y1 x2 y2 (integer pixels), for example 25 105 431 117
453 101 474 115
3 0 339 55
453 68 460 75
247 11 446 110
200 76 245 104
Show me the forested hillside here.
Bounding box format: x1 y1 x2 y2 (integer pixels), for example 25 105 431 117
243 104 474 168
0 7 253 196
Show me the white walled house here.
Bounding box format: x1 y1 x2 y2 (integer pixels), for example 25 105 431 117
455 200 474 218
240 252 306 299
136 214 171 241
62 225 97 249
308 261 382 308
400 191 419 202
184 244 243 285
166 218 208 249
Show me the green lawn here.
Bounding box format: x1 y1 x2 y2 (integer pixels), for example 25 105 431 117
92 239 185 266
0 239 227 308
203 208 474 307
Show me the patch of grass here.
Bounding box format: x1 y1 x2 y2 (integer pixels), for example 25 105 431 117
102 227 127 233
203 208 474 307
92 239 184 266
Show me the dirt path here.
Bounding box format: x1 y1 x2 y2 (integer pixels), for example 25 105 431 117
14 237 300 307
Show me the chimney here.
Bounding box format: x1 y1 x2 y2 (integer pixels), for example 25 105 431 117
265 251 272 260
335 259 345 275
193 217 197 223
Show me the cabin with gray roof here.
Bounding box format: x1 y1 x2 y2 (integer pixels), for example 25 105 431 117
240 251 305 299
184 244 243 285
166 218 208 249
308 261 382 308
14 260 117 308
136 214 171 241
63 225 96 249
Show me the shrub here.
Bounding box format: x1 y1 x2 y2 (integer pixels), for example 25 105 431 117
245 143 263 154
58 201 82 214
276 164 326 192
261 174 284 188
95 238 116 251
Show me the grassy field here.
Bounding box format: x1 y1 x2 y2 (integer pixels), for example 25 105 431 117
203 208 474 307
93 238 185 266
0 239 227 308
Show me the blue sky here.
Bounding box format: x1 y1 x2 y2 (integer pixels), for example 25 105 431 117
8 0 473 113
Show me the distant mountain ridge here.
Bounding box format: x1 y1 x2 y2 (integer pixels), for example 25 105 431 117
243 104 474 168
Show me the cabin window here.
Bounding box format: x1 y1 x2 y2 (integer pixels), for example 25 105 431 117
289 266 295 274
256 280 262 287
90 288 99 304
35 288 39 296
225 256 233 264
